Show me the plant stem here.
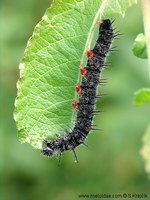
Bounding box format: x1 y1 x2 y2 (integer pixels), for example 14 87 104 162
142 0 150 79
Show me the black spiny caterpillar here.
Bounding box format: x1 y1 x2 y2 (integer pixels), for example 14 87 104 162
42 19 116 162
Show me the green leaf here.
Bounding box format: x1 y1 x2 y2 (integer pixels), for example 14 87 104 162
141 125 150 176
14 0 137 149
132 33 147 59
133 88 150 106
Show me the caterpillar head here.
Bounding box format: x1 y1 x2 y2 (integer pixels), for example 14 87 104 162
42 146 54 156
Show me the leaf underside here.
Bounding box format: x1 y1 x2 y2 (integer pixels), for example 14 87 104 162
14 0 137 149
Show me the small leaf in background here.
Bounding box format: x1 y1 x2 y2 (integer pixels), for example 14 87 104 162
14 0 137 149
132 33 147 59
133 88 150 106
141 125 150 176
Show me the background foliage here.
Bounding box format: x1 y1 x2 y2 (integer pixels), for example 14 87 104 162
1 0 150 200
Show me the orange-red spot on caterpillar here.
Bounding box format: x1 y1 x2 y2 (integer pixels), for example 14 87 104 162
79 66 87 76
75 84 82 94
98 20 103 25
72 100 79 110
86 49 93 59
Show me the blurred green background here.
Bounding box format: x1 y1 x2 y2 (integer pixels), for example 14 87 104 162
1 1 150 200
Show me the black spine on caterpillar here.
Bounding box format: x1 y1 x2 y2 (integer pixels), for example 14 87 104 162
42 19 115 158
